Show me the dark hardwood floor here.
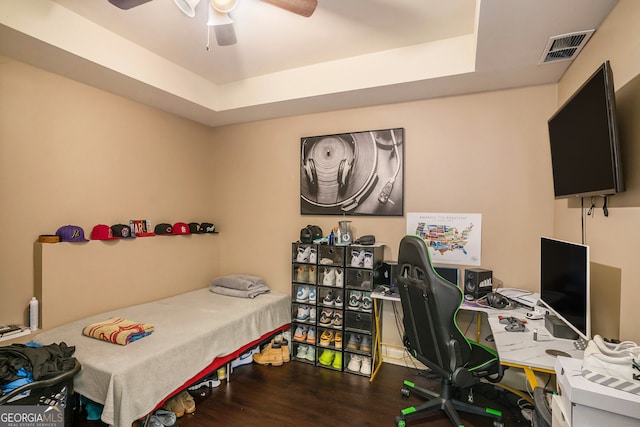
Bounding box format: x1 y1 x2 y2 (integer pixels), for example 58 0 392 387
74 361 531 427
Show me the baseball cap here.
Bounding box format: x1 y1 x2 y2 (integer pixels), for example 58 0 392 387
172 222 191 235
188 222 204 234
91 224 120 241
56 225 89 242
154 223 173 235
201 223 216 233
111 224 136 239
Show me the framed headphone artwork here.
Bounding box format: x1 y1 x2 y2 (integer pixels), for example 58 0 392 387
300 128 404 215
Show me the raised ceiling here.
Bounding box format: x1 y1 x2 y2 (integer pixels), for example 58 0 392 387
0 0 618 127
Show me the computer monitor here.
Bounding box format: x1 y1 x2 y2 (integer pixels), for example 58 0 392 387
434 266 460 287
539 237 591 341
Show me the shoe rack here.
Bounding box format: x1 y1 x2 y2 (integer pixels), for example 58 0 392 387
343 244 384 377
291 242 385 378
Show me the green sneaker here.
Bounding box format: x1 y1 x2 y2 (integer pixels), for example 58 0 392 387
318 349 335 366
332 351 342 369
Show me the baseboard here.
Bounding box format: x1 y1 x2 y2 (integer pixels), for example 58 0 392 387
380 343 427 369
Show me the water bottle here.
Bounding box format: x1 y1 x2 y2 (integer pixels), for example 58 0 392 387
29 297 39 331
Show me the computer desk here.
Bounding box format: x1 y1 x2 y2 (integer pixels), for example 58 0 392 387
371 292 584 394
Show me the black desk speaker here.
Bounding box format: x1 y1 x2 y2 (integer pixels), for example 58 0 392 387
464 268 493 300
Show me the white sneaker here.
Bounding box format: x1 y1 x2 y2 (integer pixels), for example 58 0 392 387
306 328 316 344
296 286 309 303
334 295 343 308
323 268 336 286
295 305 310 321
296 345 308 359
308 287 316 304
322 290 335 306
592 334 639 356
363 251 374 268
582 340 640 395
351 250 365 267
335 269 344 287
309 307 316 323
309 248 317 263
347 354 362 372
360 357 372 375
297 246 312 262
231 346 259 369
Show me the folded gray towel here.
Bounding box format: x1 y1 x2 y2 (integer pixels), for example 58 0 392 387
209 284 270 299
209 275 266 291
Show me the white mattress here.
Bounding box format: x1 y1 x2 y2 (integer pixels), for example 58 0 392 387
33 288 290 426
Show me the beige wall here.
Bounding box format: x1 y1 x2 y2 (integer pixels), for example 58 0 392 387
0 56 217 324
553 0 640 343
210 86 558 347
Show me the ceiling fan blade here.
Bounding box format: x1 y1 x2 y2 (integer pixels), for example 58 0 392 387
108 0 154 10
260 0 317 17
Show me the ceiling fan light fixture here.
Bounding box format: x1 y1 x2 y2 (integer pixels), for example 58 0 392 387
174 0 201 17
210 0 240 14
207 3 233 26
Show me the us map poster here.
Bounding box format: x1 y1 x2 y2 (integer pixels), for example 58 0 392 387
406 213 482 266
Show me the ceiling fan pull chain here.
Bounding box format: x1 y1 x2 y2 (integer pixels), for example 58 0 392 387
206 26 211 51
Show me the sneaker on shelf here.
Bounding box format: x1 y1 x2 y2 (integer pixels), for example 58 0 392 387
332 311 343 327
306 328 316 345
304 347 316 362
361 294 373 312
334 332 343 349
297 246 312 262
581 339 640 395
296 265 308 282
320 258 334 265
293 325 308 342
360 336 371 353
334 294 343 308
296 345 308 359
309 307 317 323
308 266 316 283
318 349 335 366
360 357 372 375
319 308 333 325
346 334 360 350
332 351 343 370
308 286 316 304
335 269 344 287
349 290 363 308
351 250 365 267
363 251 374 268
296 285 309 303
320 330 334 347
323 268 336 286
217 366 227 381
347 354 362 372
309 248 317 264
322 291 335 306
295 305 310 321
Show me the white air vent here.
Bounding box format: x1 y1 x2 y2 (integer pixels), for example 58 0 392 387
538 30 595 64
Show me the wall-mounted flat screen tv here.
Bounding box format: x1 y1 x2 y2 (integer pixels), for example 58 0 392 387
547 60 624 199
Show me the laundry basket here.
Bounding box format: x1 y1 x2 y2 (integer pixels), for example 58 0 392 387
0 359 81 427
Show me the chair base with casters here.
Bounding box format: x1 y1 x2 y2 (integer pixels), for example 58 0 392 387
395 377 504 427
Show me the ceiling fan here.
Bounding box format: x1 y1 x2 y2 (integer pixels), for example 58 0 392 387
108 0 317 46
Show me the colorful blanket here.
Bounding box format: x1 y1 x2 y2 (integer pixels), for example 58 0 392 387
82 317 154 345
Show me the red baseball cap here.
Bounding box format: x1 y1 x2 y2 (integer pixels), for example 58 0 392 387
172 222 191 235
91 224 120 241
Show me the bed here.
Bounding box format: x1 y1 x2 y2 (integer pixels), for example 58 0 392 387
33 287 290 427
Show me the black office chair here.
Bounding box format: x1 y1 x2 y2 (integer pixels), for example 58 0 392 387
395 235 505 427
